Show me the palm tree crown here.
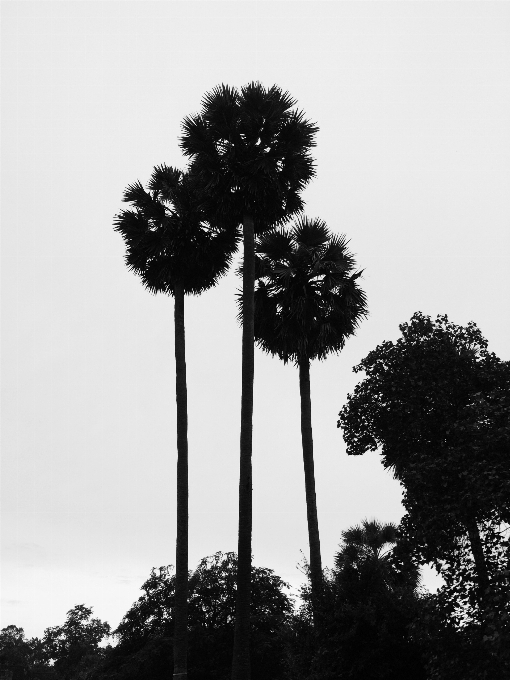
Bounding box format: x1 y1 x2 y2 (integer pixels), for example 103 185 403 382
335 519 420 596
336 519 398 570
113 164 239 296
180 82 318 231
251 217 368 363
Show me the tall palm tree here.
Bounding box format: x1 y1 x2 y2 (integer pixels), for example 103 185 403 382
248 217 368 621
180 82 317 680
113 165 239 680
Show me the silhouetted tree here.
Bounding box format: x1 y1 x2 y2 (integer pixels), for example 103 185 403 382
0 626 36 680
327 520 425 679
244 218 367 623
338 312 510 676
114 166 239 680
41 605 110 680
286 521 425 680
97 553 292 680
180 82 317 679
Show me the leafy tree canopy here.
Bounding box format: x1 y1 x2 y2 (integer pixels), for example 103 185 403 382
337 313 510 676
101 552 292 680
338 312 510 559
0 626 36 680
42 605 110 680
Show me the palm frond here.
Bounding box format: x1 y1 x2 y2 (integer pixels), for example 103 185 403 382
180 115 218 159
256 229 293 261
147 164 182 202
292 217 330 249
122 180 150 206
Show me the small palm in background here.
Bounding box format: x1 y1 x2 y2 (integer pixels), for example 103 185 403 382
113 165 239 680
334 519 421 610
246 216 368 623
336 519 402 592
327 519 425 680
289 520 425 680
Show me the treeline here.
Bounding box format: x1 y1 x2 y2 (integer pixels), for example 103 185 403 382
0 533 451 680
2 313 509 679
1 518 507 680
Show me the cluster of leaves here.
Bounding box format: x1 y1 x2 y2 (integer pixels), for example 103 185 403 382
2 540 429 680
409 563 510 680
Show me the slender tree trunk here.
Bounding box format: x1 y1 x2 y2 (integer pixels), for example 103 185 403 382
232 215 255 680
465 514 490 609
298 357 323 624
173 283 188 680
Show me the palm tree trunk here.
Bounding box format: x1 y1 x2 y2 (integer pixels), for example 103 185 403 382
465 515 490 609
173 282 188 680
232 214 255 680
298 357 323 624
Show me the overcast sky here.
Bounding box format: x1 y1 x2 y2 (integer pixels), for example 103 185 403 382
2 1 509 640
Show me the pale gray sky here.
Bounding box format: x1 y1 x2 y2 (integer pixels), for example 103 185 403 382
2 1 509 640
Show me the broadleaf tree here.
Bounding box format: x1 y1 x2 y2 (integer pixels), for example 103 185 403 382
102 553 292 680
41 605 110 680
337 312 510 676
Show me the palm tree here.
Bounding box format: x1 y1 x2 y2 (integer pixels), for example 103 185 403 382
248 217 368 622
335 519 401 591
326 519 424 680
180 82 317 680
113 165 239 680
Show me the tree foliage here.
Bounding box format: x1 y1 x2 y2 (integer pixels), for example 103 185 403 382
97 553 292 680
338 312 510 677
286 521 426 680
0 626 54 680
338 312 510 559
41 605 110 680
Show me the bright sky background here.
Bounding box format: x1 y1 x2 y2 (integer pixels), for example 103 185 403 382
2 1 509 640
